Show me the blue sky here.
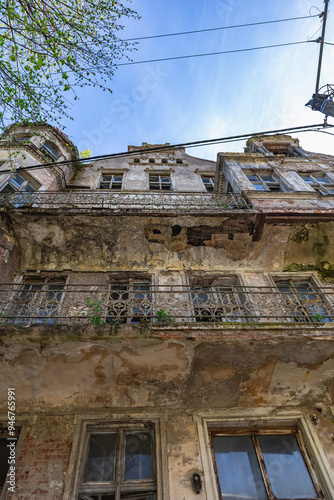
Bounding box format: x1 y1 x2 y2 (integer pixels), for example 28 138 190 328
61 0 334 160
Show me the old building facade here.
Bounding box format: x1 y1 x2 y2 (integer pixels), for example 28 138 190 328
0 124 334 499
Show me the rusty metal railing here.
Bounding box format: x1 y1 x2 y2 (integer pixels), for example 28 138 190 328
0 191 250 211
0 283 333 326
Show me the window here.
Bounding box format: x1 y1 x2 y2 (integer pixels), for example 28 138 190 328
149 158 155 164
274 278 333 323
40 141 60 160
99 174 123 190
189 276 247 323
0 172 40 193
6 277 65 325
201 175 215 192
79 423 156 500
105 277 152 324
149 174 171 191
210 428 323 500
299 173 334 194
246 172 282 192
176 159 183 164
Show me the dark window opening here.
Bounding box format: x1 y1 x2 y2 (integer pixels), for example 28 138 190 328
40 141 60 160
149 174 171 191
171 225 182 236
79 425 156 499
201 175 215 192
99 174 123 190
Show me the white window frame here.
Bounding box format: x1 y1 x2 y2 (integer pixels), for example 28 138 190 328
0 171 41 193
201 175 215 192
246 171 283 192
63 415 167 500
299 173 334 195
196 410 334 500
148 174 172 191
99 173 124 190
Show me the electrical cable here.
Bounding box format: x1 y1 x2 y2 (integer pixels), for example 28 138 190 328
0 123 332 176
115 41 309 68
122 14 319 42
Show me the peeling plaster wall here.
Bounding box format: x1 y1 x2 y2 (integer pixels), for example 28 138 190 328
1 330 334 499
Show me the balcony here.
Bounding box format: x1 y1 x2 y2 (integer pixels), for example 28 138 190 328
1 283 333 326
0 190 250 212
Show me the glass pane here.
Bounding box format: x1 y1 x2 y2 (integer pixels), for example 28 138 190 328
113 176 123 182
253 183 266 191
212 435 267 500
23 183 36 192
124 432 153 481
0 183 16 193
260 174 275 182
301 175 314 184
247 175 258 182
11 174 25 187
259 434 318 499
315 176 329 184
83 433 116 482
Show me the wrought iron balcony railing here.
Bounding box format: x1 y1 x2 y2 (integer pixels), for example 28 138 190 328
0 283 333 326
0 190 250 211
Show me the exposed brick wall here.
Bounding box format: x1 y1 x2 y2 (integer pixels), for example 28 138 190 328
13 416 74 500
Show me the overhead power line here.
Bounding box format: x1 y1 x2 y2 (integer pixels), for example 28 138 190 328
122 14 319 42
115 41 309 67
0 124 332 176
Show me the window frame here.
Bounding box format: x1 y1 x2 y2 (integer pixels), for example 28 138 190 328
99 173 124 190
209 427 323 500
196 412 334 500
271 274 333 323
0 171 41 194
188 275 248 323
105 277 152 324
299 173 334 195
201 175 215 192
79 423 156 499
148 174 172 191
4 275 68 326
246 171 283 192
63 416 167 500
40 141 60 160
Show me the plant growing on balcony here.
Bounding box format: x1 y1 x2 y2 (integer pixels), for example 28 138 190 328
155 309 175 323
86 297 105 325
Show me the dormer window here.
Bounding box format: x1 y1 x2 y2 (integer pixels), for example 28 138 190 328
40 141 60 160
